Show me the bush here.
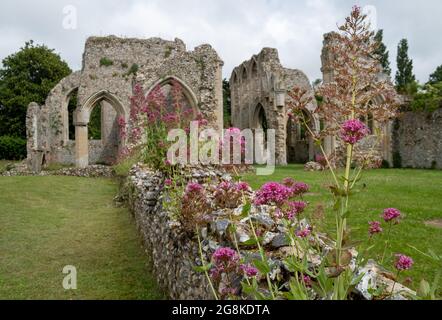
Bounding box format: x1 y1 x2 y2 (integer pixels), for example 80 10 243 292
393 151 402 168
0 136 26 160
99 57 113 67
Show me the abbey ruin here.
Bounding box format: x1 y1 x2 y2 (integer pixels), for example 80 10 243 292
26 34 442 171
26 36 223 171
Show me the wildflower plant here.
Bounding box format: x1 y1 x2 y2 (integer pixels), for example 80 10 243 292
286 6 404 299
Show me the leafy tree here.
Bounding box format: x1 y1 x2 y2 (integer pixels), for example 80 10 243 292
222 79 231 128
0 41 71 138
373 29 391 76
411 82 442 112
428 65 442 84
395 39 416 94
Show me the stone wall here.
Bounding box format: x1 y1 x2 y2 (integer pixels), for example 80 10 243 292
393 109 442 169
125 164 415 300
230 48 317 165
127 166 217 299
27 36 224 171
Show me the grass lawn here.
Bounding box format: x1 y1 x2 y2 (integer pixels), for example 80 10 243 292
242 165 442 291
0 175 164 299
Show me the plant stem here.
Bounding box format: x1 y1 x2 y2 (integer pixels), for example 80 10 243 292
196 227 219 300
381 222 392 264
390 270 401 296
247 218 275 299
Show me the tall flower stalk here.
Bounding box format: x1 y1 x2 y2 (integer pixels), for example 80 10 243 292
287 6 399 299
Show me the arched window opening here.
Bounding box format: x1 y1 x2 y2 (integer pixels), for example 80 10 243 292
67 88 78 140
242 67 248 81
251 61 258 77
88 102 102 140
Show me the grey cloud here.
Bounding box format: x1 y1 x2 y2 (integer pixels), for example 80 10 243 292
0 0 440 83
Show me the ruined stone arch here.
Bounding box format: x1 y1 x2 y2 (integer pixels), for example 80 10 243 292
252 103 269 131
145 76 199 114
41 71 81 146
286 108 318 164
75 90 127 168
241 65 248 81
251 59 258 77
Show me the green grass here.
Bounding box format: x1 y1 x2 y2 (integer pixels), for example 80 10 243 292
0 176 164 299
242 165 442 290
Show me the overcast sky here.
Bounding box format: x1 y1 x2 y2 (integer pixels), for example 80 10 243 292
1 0 440 83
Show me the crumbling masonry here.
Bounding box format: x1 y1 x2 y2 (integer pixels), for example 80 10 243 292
26 36 224 171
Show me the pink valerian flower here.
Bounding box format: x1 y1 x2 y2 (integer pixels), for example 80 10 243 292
213 247 238 263
240 264 259 278
211 247 240 273
394 254 414 271
235 182 251 192
213 181 249 208
254 182 293 206
164 178 172 187
368 221 383 235
291 182 310 196
286 201 307 219
382 208 401 223
296 226 312 238
186 182 204 194
118 115 127 138
302 275 312 287
340 119 370 145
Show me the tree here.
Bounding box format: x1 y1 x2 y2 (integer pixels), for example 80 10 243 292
395 39 415 93
222 79 231 127
373 29 391 76
0 41 71 138
428 65 442 84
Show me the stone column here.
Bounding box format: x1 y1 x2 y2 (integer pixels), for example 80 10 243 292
75 124 88 168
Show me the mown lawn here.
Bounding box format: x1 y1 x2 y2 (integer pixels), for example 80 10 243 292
0 175 164 299
242 165 442 290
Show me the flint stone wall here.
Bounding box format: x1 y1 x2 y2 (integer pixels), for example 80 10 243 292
127 168 215 299
27 36 224 171
393 109 442 169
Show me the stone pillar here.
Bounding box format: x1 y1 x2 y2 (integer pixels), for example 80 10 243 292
75 124 88 168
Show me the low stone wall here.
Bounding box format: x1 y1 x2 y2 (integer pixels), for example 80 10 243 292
126 167 219 299
393 109 442 169
125 165 415 300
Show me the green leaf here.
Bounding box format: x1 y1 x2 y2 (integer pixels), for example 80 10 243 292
253 259 271 274
417 279 431 298
239 201 252 219
192 263 212 273
240 237 262 246
340 209 351 219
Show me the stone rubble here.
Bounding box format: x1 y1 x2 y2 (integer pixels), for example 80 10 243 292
125 164 415 300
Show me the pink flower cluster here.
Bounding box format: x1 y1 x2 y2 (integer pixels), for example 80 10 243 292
282 178 310 196
340 119 370 144
212 247 239 265
186 182 204 194
240 263 259 278
210 248 237 280
213 181 250 208
382 208 401 223
296 226 312 238
254 182 293 206
286 201 307 219
394 254 414 271
368 221 383 235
